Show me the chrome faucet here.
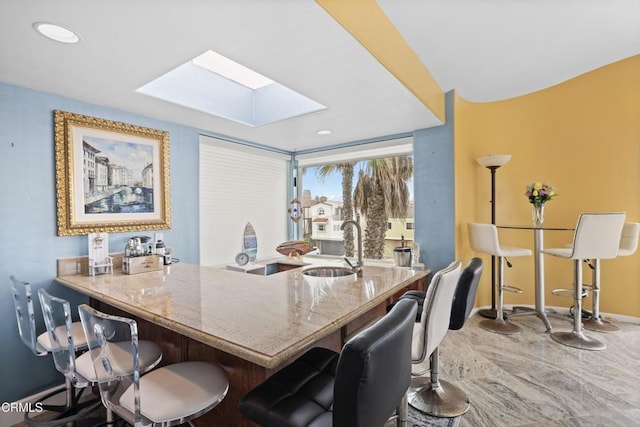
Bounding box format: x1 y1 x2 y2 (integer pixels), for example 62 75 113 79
341 219 363 277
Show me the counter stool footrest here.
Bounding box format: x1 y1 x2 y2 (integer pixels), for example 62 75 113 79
551 288 588 298
503 285 523 294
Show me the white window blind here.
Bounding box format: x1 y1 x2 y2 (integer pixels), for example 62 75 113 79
199 135 290 266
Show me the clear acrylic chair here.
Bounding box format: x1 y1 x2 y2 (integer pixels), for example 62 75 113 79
78 304 229 427
10 275 89 425
38 289 163 426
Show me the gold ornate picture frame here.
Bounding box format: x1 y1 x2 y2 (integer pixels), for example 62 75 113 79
55 110 171 236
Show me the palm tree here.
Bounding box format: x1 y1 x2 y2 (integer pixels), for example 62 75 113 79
354 156 413 259
316 163 355 256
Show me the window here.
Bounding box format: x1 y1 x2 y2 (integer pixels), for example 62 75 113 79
199 136 290 266
318 224 326 232
296 137 414 259
406 222 414 230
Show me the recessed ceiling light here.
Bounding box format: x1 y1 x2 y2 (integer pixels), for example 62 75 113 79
33 22 80 44
317 130 332 135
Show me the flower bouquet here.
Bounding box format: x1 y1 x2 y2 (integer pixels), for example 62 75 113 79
525 182 557 226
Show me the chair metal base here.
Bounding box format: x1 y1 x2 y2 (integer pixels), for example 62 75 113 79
479 318 521 335
550 331 606 351
23 384 103 427
407 376 470 418
478 308 497 319
583 317 621 334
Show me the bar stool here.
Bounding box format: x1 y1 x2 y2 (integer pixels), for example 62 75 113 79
78 304 229 426
468 223 532 335
38 289 164 426
408 260 461 415
238 299 418 427
583 222 639 333
407 258 482 417
10 276 89 425
542 212 625 350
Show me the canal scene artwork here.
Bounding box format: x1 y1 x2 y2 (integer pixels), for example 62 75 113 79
55 110 170 236
82 136 155 214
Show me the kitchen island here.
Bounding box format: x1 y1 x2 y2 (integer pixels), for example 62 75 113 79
56 258 428 426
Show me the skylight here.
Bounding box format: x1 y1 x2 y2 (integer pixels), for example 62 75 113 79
191 51 273 90
136 50 326 127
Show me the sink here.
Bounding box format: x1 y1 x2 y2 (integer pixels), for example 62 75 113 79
246 262 304 276
302 266 356 278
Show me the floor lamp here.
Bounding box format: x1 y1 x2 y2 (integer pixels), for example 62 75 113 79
476 154 511 319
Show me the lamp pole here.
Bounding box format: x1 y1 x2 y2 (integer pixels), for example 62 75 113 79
476 155 511 320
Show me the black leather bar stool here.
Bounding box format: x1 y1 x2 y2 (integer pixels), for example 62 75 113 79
238 299 418 427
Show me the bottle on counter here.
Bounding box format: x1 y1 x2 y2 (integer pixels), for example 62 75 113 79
155 240 165 255
125 239 135 257
133 237 144 256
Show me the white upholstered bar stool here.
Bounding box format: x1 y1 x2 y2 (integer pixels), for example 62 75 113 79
583 221 639 333
468 223 532 335
408 260 462 416
542 212 625 350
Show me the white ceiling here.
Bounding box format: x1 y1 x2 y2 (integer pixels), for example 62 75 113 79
2 0 638 153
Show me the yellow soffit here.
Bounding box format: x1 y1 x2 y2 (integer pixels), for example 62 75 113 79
316 0 445 122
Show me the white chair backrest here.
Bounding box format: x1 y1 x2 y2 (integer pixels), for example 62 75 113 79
38 289 80 381
619 222 640 256
416 260 462 362
571 213 626 260
468 223 500 256
10 275 46 356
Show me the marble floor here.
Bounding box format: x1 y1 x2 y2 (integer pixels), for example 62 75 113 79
15 311 639 427
402 311 640 427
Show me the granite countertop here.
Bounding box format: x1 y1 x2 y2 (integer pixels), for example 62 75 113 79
56 259 427 368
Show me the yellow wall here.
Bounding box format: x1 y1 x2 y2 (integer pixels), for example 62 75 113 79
455 55 640 318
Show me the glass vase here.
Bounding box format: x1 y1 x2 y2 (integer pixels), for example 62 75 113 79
532 203 545 227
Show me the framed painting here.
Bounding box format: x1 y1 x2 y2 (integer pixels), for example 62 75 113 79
54 110 171 236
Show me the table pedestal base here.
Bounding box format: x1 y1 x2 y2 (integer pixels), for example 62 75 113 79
510 306 554 333
479 318 521 335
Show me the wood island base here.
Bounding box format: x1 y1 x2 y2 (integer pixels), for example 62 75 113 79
93 299 390 427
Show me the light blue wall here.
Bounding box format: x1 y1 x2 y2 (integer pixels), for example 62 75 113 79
0 82 202 401
413 91 455 275
0 82 456 402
